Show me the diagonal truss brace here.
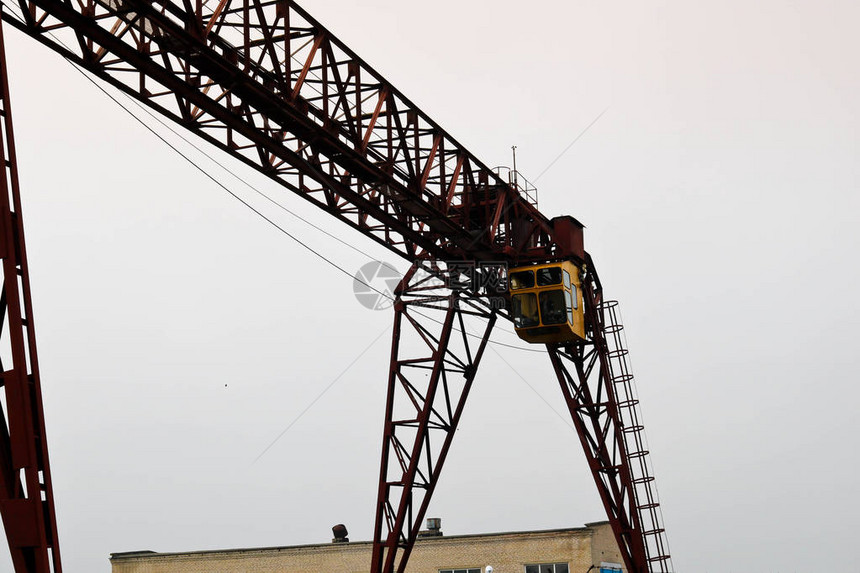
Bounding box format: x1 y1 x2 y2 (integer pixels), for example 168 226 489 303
371 264 496 573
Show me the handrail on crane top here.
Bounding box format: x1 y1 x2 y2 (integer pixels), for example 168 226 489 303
492 166 538 208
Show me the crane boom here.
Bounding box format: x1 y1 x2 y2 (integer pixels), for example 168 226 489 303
3 0 568 265
0 1 672 572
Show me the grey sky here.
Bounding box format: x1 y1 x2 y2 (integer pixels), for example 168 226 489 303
1 0 858 572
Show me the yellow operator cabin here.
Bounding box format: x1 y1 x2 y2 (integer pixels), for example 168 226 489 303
508 261 585 344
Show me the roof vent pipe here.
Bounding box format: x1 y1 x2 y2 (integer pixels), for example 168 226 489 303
332 524 349 543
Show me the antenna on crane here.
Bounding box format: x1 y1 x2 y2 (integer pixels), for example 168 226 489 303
512 145 518 190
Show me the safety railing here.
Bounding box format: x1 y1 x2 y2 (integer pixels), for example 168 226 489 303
492 166 538 208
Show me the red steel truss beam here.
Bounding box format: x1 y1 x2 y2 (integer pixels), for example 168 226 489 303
372 262 673 573
372 264 496 573
1 0 564 266
0 18 62 573
546 268 646 573
546 265 670 573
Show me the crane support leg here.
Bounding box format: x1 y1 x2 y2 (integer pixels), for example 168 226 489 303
547 343 646 573
371 265 496 573
0 18 63 573
546 272 670 573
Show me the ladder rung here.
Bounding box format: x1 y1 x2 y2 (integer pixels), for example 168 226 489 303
608 349 629 359
642 527 665 536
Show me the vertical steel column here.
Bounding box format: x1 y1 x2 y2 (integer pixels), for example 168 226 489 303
371 264 496 573
0 17 63 573
546 269 648 573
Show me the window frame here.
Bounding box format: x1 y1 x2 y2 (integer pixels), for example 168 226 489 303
511 292 540 328
509 270 535 290
524 562 570 573
439 568 482 573
538 289 567 325
564 289 574 325
537 266 562 287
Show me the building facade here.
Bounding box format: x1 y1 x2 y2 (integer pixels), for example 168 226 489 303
110 521 626 573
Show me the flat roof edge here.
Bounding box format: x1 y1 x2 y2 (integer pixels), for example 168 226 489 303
110 524 600 560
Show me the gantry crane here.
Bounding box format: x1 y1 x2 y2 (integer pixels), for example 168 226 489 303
0 1 672 572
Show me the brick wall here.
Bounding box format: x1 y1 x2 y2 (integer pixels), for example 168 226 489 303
111 523 623 573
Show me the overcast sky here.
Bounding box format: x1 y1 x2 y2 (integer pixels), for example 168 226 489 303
1 0 859 572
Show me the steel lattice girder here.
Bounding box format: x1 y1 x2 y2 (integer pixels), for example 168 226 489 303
1 0 566 266
545 272 648 573
371 265 496 573
0 19 62 573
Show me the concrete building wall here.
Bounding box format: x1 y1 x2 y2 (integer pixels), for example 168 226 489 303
110 522 626 573
586 522 626 570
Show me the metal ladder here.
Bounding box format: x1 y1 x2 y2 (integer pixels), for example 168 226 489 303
599 301 673 573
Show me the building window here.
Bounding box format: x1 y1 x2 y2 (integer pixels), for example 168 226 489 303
525 563 569 573
440 568 481 573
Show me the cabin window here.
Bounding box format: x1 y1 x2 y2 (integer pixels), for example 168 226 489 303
509 270 535 290
511 293 539 327
563 270 571 289
539 289 566 325
537 267 562 286
571 285 578 309
565 290 574 324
